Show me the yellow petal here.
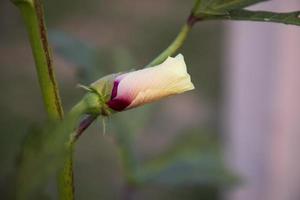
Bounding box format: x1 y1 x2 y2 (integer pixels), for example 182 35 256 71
115 54 195 109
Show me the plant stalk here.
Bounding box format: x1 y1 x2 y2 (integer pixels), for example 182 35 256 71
13 0 63 120
12 0 74 199
146 23 192 67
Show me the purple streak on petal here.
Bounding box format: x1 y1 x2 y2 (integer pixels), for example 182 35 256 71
110 79 120 100
110 74 126 99
107 74 131 111
107 98 131 111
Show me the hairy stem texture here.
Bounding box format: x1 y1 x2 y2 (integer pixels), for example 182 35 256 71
14 0 63 120
12 0 74 199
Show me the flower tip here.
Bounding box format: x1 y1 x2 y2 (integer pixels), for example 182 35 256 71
175 53 184 59
174 53 195 92
189 82 195 91
163 53 184 65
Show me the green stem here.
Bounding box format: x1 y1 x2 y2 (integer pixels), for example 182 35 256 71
205 9 300 26
58 150 75 200
57 93 101 199
146 23 192 67
12 0 63 120
56 96 99 200
68 92 101 143
145 0 207 67
12 0 74 199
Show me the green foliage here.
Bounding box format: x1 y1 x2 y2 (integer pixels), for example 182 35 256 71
49 31 135 83
13 0 64 120
137 129 236 186
208 0 266 11
49 31 104 83
191 0 300 26
220 9 300 26
16 113 81 200
110 106 154 185
49 31 98 71
193 0 267 15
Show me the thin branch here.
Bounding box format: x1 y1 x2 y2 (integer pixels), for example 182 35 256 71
145 0 208 67
146 22 193 67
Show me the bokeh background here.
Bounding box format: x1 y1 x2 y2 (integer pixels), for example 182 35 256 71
0 0 299 200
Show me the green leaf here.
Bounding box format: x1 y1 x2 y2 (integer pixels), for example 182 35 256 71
109 105 155 184
49 30 97 69
49 30 101 82
49 31 136 83
16 113 81 200
194 0 267 15
191 0 300 26
137 129 237 186
212 0 267 11
206 9 300 26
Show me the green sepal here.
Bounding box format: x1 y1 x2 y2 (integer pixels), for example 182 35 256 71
78 73 121 116
90 73 120 100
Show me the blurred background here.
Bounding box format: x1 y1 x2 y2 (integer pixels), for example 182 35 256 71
0 0 299 200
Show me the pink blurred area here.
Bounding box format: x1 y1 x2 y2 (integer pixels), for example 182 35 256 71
223 1 300 200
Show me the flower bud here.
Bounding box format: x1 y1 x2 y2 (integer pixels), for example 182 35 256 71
90 54 194 113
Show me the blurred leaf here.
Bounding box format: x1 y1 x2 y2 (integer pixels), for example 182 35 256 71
193 0 300 26
16 113 80 200
216 9 300 26
111 105 154 134
49 30 107 82
137 129 237 186
49 31 137 83
109 105 155 184
49 30 97 68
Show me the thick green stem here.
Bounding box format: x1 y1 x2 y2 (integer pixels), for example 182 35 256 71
58 150 74 200
13 0 63 120
56 93 100 199
146 23 192 67
12 0 74 199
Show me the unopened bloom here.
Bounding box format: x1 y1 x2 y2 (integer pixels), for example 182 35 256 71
90 54 194 114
